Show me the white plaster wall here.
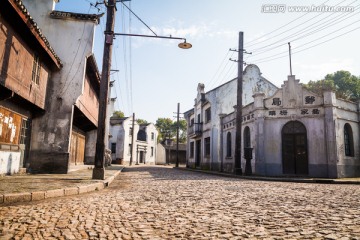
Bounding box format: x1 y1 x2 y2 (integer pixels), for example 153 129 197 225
0 151 21 175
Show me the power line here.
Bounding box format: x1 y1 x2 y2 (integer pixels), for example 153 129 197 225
251 24 360 64
246 0 331 48
249 1 358 55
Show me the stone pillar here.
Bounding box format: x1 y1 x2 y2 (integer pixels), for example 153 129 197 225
323 90 338 178
253 92 265 175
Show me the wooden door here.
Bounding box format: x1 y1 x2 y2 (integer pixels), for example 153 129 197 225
282 121 308 175
69 131 85 165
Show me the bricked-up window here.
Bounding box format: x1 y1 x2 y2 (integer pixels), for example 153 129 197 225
344 123 354 157
190 142 194 158
0 107 22 145
32 54 41 85
204 137 210 157
205 107 211 123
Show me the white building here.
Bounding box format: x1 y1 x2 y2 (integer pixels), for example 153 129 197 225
109 116 158 165
184 65 278 170
185 65 360 178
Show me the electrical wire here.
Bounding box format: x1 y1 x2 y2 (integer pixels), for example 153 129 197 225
249 0 358 55
246 0 331 47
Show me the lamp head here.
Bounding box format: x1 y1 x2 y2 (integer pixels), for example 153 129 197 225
178 40 192 49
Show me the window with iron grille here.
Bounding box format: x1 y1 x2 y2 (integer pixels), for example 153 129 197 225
204 137 210 157
32 54 41 85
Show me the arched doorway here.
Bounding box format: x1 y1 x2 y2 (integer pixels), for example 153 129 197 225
282 121 308 175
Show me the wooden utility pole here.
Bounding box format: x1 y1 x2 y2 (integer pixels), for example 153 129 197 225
92 0 116 179
234 32 244 175
175 103 180 167
130 112 135 166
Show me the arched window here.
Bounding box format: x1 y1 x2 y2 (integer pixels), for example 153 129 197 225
244 126 251 148
344 123 354 157
226 132 232 157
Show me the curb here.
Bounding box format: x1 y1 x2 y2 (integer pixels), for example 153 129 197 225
175 167 360 185
0 168 123 205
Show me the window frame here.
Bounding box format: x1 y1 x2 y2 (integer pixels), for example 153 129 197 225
204 137 211 157
344 123 354 157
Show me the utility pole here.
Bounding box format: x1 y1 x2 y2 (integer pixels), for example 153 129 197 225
234 31 244 175
130 112 135 166
93 0 116 179
175 103 180 167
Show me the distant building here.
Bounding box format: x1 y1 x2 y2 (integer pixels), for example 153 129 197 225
0 0 62 175
185 65 360 178
156 143 187 165
109 116 158 165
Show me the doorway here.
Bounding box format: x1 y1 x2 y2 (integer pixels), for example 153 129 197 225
282 121 308 175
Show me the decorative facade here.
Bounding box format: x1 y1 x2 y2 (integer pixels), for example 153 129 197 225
185 66 360 178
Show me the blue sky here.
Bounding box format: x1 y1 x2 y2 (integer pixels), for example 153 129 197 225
56 0 360 123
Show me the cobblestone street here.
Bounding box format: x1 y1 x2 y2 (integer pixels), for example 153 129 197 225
1 166 360 239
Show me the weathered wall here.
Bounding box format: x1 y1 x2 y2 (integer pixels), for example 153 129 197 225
0 150 21 175
23 0 97 173
76 74 99 127
0 15 50 109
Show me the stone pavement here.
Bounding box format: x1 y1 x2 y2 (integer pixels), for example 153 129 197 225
0 165 124 204
1 165 360 239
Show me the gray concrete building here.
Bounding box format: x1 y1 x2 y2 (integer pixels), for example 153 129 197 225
185 65 360 178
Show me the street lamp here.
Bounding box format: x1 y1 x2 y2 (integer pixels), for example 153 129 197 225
113 33 192 49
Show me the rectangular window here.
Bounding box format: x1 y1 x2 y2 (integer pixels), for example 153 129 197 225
204 137 210 157
190 142 194 158
190 118 194 126
128 144 132 155
20 118 29 144
32 54 41 85
205 107 211 123
151 132 155 141
151 147 154 157
111 143 116 153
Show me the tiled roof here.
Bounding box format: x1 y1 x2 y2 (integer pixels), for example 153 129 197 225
50 10 104 24
11 0 63 68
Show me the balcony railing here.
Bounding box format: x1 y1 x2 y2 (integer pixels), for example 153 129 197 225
188 123 203 138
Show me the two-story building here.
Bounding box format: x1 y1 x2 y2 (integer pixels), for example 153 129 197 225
185 65 360 178
109 116 158 165
22 0 103 173
184 65 277 170
0 0 62 175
